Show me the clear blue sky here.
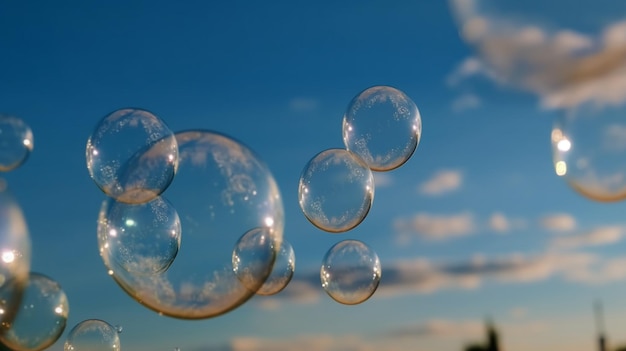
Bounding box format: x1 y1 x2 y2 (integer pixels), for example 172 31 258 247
2 1 626 350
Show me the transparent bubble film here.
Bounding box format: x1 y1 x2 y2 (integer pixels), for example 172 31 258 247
86 108 178 204
64 319 120 351
0 273 69 351
98 130 284 319
298 149 374 233
342 86 421 171
320 239 381 305
0 115 34 172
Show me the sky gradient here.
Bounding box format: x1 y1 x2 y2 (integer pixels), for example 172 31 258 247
2 1 626 350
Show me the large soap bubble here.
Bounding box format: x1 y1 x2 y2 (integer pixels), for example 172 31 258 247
98 130 284 319
343 86 421 171
0 273 69 351
0 115 33 172
0 181 31 326
64 319 120 351
86 108 178 204
298 149 374 233
320 239 381 305
99 196 181 275
552 103 626 202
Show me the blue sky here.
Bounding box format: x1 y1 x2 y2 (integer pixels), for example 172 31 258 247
2 0 626 350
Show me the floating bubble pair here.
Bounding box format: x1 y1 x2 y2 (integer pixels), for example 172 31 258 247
299 85 421 305
87 109 288 319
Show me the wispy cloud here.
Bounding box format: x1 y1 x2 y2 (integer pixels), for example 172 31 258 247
373 172 393 188
451 93 481 112
394 212 476 242
550 226 624 249
419 170 463 196
488 212 526 234
260 250 626 306
449 0 626 110
288 97 319 112
540 213 577 232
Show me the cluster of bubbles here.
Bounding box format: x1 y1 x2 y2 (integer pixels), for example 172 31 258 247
86 108 289 319
0 115 77 351
298 85 421 304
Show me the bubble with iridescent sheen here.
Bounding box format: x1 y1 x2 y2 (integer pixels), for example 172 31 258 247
256 239 295 296
98 130 283 319
343 86 421 171
86 108 178 204
64 319 120 351
0 273 69 351
0 181 31 326
298 149 374 233
98 196 181 275
0 115 33 172
320 240 381 305
553 104 626 202
232 227 278 292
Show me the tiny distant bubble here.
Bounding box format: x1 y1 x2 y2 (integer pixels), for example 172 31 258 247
64 319 120 351
0 273 69 351
320 240 381 305
298 148 374 233
343 86 421 171
86 108 178 204
0 115 34 172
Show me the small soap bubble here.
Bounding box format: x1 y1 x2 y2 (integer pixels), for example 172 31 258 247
0 183 31 326
343 86 421 171
98 130 284 319
64 319 120 351
298 148 374 233
114 325 123 334
232 227 277 292
553 103 626 202
86 108 178 204
0 115 33 172
98 196 181 275
320 240 381 305
0 273 69 351
256 239 295 296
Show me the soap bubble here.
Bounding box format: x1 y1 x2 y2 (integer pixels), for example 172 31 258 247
256 239 295 296
342 86 421 171
0 115 33 172
0 273 69 351
99 130 284 319
552 104 626 202
99 196 181 275
320 240 381 305
64 319 120 351
86 108 178 204
232 227 278 292
298 149 374 233
0 181 31 326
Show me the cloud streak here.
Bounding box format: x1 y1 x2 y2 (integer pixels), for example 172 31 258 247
419 170 463 196
449 0 626 110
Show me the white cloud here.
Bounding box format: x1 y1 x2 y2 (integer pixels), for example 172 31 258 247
373 172 393 188
394 212 475 241
451 93 482 112
449 0 626 110
540 213 577 232
487 212 525 233
419 170 463 196
551 226 624 249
